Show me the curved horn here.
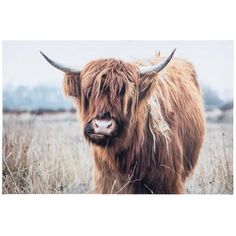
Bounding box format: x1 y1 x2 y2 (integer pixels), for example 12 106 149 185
139 49 176 76
40 51 80 74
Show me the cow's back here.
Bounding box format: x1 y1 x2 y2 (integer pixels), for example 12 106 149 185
148 56 205 178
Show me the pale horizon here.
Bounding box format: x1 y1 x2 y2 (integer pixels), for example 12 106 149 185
3 40 233 101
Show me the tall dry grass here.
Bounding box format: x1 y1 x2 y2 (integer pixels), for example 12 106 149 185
2 114 92 194
185 123 233 194
2 113 233 194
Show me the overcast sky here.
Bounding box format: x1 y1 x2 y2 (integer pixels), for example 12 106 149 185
3 41 233 100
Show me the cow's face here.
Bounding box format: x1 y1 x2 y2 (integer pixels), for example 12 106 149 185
40 50 175 147
69 59 140 147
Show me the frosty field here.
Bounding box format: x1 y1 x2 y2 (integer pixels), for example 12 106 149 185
2 113 233 194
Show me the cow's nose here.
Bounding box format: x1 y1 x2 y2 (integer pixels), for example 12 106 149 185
92 119 116 135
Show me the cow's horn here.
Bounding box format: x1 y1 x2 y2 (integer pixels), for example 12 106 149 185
139 49 176 76
40 51 80 74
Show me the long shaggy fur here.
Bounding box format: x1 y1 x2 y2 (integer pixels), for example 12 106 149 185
63 54 205 194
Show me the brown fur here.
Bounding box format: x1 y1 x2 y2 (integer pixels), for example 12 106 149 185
63 54 205 194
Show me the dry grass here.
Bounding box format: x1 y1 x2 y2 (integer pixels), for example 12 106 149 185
2 113 92 194
185 123 233 194
2 113 233 194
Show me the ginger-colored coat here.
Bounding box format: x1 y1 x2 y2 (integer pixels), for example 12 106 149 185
63 54 205 194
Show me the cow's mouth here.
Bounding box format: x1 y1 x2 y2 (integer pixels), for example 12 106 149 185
89 134 107 140
90 133 106 139
87 133 114 147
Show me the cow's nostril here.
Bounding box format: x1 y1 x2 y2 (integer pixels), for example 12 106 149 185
95 122 99 128
107 122 112 128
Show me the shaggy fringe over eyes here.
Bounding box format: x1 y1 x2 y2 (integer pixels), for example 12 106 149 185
63 73 81 97
79 59 140 120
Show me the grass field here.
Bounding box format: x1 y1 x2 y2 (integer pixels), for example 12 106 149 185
2 113 233 194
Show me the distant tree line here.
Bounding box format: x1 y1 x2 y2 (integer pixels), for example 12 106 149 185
3 85 232 112
202 86 224 109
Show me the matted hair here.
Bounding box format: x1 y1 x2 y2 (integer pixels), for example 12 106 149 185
62 54 205 194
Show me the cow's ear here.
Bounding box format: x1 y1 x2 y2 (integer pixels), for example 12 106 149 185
63 73 81 97
138 74 156 101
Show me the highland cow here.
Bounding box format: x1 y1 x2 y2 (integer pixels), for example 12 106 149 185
41 49 205 194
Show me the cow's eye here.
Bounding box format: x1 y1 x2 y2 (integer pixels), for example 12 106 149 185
119 85 125 96
101 74 107 80
83 88 91 109
83 95 89 109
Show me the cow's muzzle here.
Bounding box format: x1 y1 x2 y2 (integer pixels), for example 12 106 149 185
91 118 116 136
84 118 118 146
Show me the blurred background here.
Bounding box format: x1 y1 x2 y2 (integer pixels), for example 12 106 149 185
3 41 233 120
2 41 233 194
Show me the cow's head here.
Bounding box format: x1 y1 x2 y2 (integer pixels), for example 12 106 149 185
41 50 175 147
